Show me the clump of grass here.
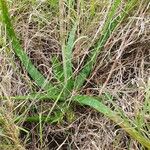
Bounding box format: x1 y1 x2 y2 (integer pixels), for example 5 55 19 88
0 0 150 149
0 109 25 150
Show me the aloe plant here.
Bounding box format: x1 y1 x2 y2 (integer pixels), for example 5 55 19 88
1 0 150 149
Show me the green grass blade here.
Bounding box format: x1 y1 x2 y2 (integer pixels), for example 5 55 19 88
135 78 150 136
74 0 137 89
0 0 58 98
39 113 43 146
62 23 77 91
0 92 62 101
74 95 150 149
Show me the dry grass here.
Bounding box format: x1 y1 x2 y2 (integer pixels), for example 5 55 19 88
0 0 150 149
